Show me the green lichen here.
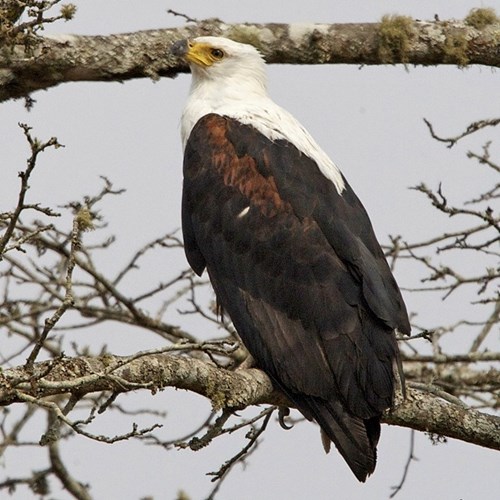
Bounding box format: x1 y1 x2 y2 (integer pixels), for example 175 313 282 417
210 391 227 411
176 490 191 500
75 207 94 232
377 14 415 65
206 375 246 410
226 25 275 52
465 7 499 29
0 1 76 56
443 30 469 67
228 25 261 46
206 380 228 410
100 353 114 367
60 3 77 21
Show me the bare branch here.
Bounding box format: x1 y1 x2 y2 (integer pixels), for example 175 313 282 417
24 206 86 370
0 352 498 451
424 117 500 148
46 411 92 500
390 431 417 498
166 9 198 24
206 407 274 490
0 124 61 259
3 15 500 101
385 388 500 450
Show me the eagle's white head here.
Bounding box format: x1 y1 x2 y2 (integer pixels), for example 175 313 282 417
173 36 267 94
173 36 270 147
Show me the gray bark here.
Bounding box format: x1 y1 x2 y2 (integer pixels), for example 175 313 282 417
1 17 500 102
2 352 499 450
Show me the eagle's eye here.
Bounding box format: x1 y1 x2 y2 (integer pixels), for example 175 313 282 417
210 48 224 60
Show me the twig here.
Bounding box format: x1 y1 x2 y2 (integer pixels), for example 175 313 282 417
0 124 62 259
407 382 467 407
0 468 52 495
390 430 417 498
24 206 85 370
47 410 92 500
184 410 233 451
0 404 37 458
469 301 500 353
143 411 216 450
166 9 198 23
205 408 274 497
402 351 500 363
423 117 500 148
6 0 76 37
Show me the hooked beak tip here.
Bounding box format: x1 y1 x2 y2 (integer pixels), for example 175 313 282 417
171 39 189 58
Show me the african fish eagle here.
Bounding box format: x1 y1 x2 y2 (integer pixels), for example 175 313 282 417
172 36 410 482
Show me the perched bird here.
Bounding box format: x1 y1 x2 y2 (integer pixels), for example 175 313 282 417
173 36 410 482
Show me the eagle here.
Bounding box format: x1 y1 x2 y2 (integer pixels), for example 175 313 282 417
172 36 410 482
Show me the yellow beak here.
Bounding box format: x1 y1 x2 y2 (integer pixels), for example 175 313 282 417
171 39 217 68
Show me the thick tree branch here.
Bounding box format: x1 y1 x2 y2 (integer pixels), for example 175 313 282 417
386 387 500 450
0 350 277 410
1 351 498 451
2 15 500 102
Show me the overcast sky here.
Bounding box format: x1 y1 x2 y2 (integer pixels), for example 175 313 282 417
1 1 499 499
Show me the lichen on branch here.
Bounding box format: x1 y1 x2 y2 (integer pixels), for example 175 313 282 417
2 11 500 102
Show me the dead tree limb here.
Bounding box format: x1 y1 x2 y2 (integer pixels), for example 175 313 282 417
1 351 499 450
2 13 500 101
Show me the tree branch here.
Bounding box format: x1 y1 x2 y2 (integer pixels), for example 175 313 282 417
1 351 498 451
46 410 92 500
2 14 500 101
386 387 500 450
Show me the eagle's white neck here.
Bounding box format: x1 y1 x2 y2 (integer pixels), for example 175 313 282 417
180 64 345 194
180 63 268 147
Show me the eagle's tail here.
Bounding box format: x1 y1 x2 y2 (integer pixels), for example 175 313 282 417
300 397 380 482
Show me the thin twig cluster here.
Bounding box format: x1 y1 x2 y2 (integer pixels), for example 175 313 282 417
0 117 499 499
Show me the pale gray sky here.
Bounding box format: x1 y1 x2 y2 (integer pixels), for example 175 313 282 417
1 1 499 499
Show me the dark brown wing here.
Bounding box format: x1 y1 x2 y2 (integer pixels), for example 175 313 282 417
181 113 410 481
